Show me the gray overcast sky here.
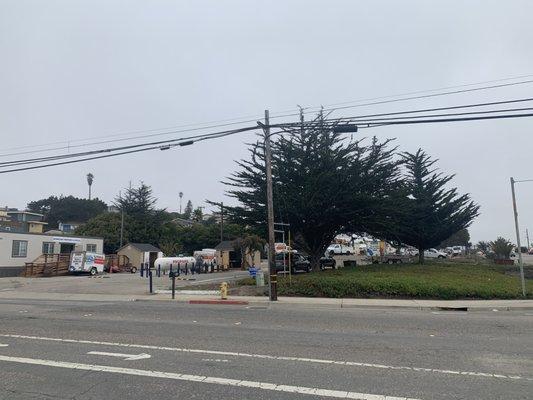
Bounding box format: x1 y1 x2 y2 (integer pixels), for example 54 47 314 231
1 0 532 243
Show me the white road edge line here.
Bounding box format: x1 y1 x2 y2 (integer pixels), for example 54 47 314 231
0 344 8 347
0 355 419 400
87 351 151 361
1 333 530 382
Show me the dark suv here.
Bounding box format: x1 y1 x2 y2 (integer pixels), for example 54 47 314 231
275 252 311 274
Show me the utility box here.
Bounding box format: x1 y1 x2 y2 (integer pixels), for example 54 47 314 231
255 270 265 286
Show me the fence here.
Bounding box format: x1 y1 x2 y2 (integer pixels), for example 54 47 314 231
22 253 71 277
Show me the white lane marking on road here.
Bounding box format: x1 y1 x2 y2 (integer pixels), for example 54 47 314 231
0 355 419 400
0 344 8 347
1 334 530 382
202 358 229 363
87 351 151 361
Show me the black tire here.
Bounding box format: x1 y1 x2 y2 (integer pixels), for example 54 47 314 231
90 267 97 276
130 266 137 274
438 255 445 259
397 259 403 264
306 265 311 273
329 250 335 256
346 250 351 255
387 259 394 264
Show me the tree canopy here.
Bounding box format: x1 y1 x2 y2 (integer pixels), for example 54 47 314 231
27 195 108 228
222 115 403 269
395 149 479 263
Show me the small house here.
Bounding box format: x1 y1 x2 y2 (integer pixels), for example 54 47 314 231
215 240 261 270
117 243 163 269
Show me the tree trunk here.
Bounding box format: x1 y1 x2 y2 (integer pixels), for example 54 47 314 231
418 247 424 264
310 252 322 272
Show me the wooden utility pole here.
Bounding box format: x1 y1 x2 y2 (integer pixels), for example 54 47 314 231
220 202 224 242
263 110 277 301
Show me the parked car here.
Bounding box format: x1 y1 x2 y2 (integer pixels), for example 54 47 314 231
425 248 447 259
451 246 463 256
319 256 336 270
326 244 354 256
275 252 311 273
412 248 447 259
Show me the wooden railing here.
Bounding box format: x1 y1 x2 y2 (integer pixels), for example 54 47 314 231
22 253 71 277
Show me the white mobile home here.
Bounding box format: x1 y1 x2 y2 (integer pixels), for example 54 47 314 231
0 231 104 277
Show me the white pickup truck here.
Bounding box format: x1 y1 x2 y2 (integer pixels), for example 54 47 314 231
326 244 354 256
423 248 447 259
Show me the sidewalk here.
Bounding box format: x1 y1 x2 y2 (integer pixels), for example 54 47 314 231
1 289 532 311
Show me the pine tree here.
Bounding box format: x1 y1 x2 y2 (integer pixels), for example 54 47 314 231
183 200 193 220
398 149 479 263
221 113 402 269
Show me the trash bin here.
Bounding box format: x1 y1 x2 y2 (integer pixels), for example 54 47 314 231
255 270 265 286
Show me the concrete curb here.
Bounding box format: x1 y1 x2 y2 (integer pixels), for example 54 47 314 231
189 299 249 305
1 291 532 311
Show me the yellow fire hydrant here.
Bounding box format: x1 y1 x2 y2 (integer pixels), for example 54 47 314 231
220 282 229 300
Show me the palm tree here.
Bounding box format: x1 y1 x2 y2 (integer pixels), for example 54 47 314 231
235 234 265 269
86 173 94 200
179 192 183 214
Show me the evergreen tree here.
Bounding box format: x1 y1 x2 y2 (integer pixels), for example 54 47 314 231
183 200 193 220
192 207 203 222
221 114 402 269
397 149 479 263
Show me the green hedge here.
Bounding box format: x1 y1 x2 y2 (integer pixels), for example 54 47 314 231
277 263 532 299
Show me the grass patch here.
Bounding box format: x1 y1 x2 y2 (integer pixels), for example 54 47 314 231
277 262 533 299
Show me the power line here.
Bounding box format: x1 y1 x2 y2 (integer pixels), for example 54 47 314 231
6 95 533 168
0 125 258 168
271 97 533 129
3 74 533 157
0 118 262 159
364 112 533 128
2 111 533 175
0 126 259 174
340 106 533 124
305 74 533 111
0 125 258 167
319 79 533 115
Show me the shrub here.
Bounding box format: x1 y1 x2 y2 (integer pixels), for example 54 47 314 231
490 237 514 259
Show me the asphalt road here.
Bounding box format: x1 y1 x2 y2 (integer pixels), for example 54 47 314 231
0 299 531 400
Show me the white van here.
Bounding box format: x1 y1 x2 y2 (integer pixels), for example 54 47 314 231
69 251 105 275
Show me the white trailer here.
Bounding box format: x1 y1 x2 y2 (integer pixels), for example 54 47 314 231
69 251 105 275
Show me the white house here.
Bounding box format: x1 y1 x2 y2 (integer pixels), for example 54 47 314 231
0 231 104 277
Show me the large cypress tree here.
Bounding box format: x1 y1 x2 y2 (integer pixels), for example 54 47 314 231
222 114 402 270
398 149 479 263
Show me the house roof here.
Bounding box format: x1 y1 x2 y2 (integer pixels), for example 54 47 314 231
122 243 162 253
7 210 44 217
214 240 236 251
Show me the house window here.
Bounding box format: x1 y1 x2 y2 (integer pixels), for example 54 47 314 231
12 240 28 257
86 244 97 253
42 242 55 254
